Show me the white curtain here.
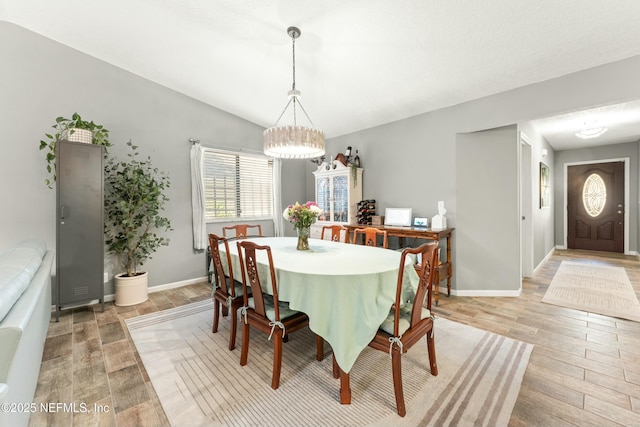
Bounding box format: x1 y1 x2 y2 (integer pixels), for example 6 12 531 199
272 158 285 237
190 143 207 250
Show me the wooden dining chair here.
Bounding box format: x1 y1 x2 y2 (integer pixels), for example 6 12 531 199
354 227 388 248
222 224 263 240
208 233 246 350
321 225 350 243
368 242 439 417
236 240 324 389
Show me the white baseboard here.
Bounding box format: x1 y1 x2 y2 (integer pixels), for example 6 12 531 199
555 245 639 257
448 289 522 298
534 247 556 273
146 276 209 294
51 276 210 312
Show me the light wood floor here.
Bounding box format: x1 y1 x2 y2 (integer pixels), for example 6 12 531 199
29 249 640 426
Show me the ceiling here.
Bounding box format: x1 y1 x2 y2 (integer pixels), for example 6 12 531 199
3 0 640 149
531 100 640 151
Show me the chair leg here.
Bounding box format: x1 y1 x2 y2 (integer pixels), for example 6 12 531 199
391 346 406 417
229 306 238 351
272 331 283 389
427 331 438 376
332 353 339 379
212 299 220 333
240 320 250 366
316 335 324 361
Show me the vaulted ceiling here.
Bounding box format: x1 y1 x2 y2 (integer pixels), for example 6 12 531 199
3 0 640 149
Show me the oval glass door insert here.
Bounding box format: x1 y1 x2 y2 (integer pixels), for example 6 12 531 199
582 173 606 217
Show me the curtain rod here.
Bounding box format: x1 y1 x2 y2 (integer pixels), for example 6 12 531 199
188 138 264 156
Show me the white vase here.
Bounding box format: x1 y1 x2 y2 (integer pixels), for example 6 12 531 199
62 128 93 144
115 271 149 306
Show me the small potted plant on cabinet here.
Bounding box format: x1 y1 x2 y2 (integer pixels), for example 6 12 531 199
104 141 172 306
39 113 111 188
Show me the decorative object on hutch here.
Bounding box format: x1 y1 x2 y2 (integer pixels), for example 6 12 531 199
353 150 361 168
283 201 322 250
334 153 348 167
310 160 363 239
263 26 325 159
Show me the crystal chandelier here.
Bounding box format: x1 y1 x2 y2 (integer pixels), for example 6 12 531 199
263 26 325 159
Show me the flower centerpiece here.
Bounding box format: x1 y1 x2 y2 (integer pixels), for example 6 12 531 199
283 201 322 250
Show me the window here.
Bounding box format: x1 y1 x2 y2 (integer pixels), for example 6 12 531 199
582 173 606 217
202 149 273 222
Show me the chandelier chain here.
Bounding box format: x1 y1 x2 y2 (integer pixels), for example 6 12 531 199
273 97 293 127
292 32 296 92
291 32 298 126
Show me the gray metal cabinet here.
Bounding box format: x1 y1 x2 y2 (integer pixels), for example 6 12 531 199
56 140 104 320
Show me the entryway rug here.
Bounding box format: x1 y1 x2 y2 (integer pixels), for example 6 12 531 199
542 260 640 322
126 300 532 427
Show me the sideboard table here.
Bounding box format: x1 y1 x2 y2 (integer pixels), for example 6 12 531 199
344 225 454 305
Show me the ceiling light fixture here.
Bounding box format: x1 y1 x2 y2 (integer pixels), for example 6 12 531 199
575 122 608 139
263 26 325 159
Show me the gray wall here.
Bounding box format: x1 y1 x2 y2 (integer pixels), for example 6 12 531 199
554 141 639 251
0 22 306 293
320 54 640 294
456 126 519 292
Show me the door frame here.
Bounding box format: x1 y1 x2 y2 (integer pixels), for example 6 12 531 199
563 157 630 254
519 131 534 277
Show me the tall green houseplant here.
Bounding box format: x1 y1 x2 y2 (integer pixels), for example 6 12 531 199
104 141 172 277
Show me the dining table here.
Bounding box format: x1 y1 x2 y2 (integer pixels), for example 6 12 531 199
218 236 419 404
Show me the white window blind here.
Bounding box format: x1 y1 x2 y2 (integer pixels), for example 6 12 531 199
202 149 274 221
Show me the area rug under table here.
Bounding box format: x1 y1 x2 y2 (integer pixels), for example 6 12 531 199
542 260 640 322
126 300 532 427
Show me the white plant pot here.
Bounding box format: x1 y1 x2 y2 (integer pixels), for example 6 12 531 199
115 271 149 306
62 128 93 144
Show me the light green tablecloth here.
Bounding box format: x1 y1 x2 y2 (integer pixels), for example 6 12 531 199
220 237 418 373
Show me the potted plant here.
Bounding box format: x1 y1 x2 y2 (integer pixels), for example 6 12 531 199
39 113 111 188
104 141 172 306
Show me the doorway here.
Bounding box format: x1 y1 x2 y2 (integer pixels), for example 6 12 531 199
565 160 627 253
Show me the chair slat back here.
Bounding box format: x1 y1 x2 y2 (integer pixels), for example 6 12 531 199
208 233 235 296
237 241 281 321
321 225 350 243
410 242 438 326
354 227 388 248
223 224 263 240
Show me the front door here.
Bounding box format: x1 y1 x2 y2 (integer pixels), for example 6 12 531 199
567 161 624 252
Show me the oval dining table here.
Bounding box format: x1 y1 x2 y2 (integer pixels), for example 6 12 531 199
219 236 419 404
